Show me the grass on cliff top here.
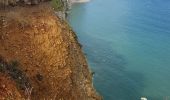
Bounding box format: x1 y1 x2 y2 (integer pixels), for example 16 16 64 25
51 0 64 11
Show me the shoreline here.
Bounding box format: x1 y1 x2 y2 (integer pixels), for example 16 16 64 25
70 0 90 3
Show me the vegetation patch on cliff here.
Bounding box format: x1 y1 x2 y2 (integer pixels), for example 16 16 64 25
0 56 31 90
51 0 64 11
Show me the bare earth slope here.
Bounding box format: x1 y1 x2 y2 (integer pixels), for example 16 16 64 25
0 3 101 100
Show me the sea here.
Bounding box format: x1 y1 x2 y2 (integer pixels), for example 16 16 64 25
68 0 170 100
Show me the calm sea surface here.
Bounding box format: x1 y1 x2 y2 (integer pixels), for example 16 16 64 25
68 0 170 100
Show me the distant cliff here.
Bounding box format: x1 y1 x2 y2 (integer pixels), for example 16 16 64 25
0 0 50 6
0 1 101 100
0 0 69 20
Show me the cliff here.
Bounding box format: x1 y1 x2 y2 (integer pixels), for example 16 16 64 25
0 2 101 100
0 0 50 6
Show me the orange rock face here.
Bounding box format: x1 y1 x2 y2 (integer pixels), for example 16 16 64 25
0 3 101 100
0 73 22 100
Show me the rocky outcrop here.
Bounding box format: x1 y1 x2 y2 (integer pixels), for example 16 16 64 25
0 0 69 20
0 0 50 6
0 2 101 100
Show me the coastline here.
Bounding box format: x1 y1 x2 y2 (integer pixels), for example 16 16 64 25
70 0 90 3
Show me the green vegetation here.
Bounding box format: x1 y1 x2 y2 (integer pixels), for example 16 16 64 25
51 0 64 11
0 56 31 90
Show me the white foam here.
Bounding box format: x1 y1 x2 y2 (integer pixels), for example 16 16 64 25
70 0 90 3
141 97 147 100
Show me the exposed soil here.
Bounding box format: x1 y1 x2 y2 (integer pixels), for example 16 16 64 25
0 3 101 100
0 73 23 100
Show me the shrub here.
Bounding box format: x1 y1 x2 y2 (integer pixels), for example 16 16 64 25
51 0 64 11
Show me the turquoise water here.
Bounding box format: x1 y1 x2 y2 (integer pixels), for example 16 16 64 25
68 0 170 100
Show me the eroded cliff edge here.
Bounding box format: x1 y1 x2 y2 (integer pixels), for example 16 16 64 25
0 2 101 100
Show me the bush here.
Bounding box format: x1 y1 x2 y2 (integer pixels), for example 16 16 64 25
51 0 64 11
